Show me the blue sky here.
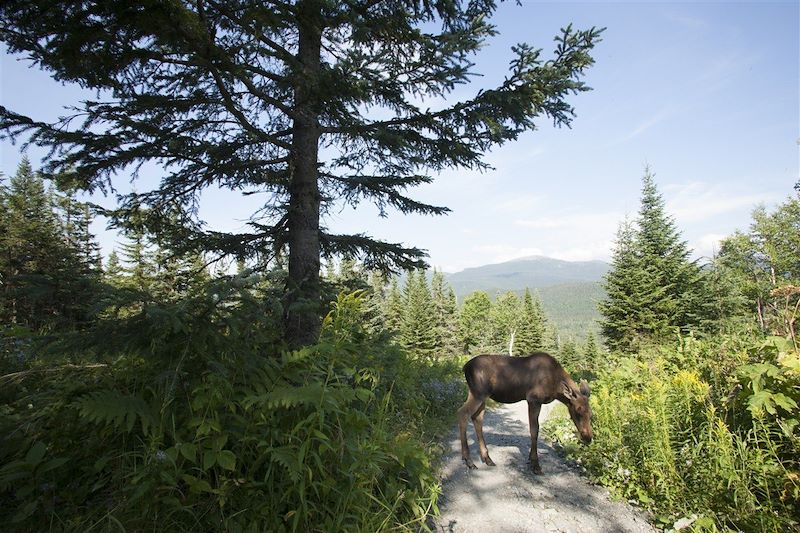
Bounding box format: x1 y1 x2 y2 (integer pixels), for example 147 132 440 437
1 1 798 273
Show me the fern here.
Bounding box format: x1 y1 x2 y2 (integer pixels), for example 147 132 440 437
242 382 326 410
75 389 157 436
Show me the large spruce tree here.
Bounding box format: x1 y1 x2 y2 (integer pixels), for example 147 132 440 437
599 168 705 351
0 1 602 346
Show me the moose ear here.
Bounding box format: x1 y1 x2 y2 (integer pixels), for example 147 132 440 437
579 379 591 397
561 381 577 400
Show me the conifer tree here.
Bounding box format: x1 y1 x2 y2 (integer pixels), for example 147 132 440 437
490 291 521 354
516 288 547 354
599 169 705 352
118 210 155 295
559 338 578 370
104 250 124 285
364 269 389 335
399 270 438 358
582 332 601 374
458 291 492 354
599 219 651 352
384 277 404 335
637 168 705 329
0 157 94 330
431 269 460 355
0 1 602 347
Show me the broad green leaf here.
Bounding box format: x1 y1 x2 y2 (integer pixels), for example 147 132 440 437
25 442 46 465
179 443 197 462
217 450 236 471
203 450 217 470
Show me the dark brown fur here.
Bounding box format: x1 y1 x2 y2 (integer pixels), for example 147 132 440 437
457 352 593 474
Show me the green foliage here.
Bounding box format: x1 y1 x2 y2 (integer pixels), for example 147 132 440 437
458 291 492 354
431 270 461 356
599 169 707 352
0 0 602 345
398 270 440 359
0 158 100 332
716 191 800 345
0 288 463 531
515 288 547 353
546 334 799 532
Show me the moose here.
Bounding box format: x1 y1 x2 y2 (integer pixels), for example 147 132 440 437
457 352 593 474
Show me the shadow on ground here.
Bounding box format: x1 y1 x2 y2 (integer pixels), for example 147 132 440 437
431 402 656 533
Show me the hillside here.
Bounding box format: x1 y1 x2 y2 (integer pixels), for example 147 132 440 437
444 256 609 343
536 282 605 343
445 256 608 297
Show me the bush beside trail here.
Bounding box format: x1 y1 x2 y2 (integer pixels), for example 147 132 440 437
0 291 464 531
544 334 800 532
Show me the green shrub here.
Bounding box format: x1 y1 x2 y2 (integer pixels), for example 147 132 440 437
0 289 461 531
545 334 799 532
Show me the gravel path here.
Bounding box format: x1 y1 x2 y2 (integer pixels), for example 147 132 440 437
431 401 657 533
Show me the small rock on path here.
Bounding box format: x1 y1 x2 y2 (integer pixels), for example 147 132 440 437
431 401 657 533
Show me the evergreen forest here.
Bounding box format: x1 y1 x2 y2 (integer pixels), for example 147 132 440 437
0 2 797 532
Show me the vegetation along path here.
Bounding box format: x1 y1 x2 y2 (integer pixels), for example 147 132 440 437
433 402 655 533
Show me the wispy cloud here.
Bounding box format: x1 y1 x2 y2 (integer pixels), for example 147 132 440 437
664 181 780 223
495 193 544 214
662 9 709 30
471 245 544 264
514 211 623 232
690 233 728 260
621 107 676 142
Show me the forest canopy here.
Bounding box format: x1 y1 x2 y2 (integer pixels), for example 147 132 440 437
0 0 602 346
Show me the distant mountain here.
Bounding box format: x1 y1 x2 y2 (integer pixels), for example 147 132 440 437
443 256 610 343
445 256 609 298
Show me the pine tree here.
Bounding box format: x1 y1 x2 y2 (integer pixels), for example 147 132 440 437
384 277 404 335
105 250 124 285
118 209 155 295
0 157 94 330
0 1 602 347
431 269 460 355
516 288 547 354
559 338 578 370
599 169 706 352
458 291 492 354
399 270 438 358
490 291 521 355
582 332 601 374
364 269 389 335
637 168 705 329
599 219 651 352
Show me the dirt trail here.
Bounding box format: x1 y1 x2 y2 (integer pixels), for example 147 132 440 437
431 402 657 533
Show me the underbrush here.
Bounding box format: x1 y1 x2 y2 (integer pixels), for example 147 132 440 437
544 334 799 532
0 288 464 531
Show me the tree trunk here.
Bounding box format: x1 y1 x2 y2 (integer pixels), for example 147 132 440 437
285 0 323 348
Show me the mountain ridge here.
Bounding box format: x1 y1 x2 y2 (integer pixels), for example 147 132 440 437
440 256 609 342
443 256 609 298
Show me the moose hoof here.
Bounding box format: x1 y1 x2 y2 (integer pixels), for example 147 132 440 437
463 458 478 470
531 464 543 475
483 456 496 466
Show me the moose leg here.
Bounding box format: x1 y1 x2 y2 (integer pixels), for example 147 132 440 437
457 391 484 469
472 402 495 466
527 401 543 475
